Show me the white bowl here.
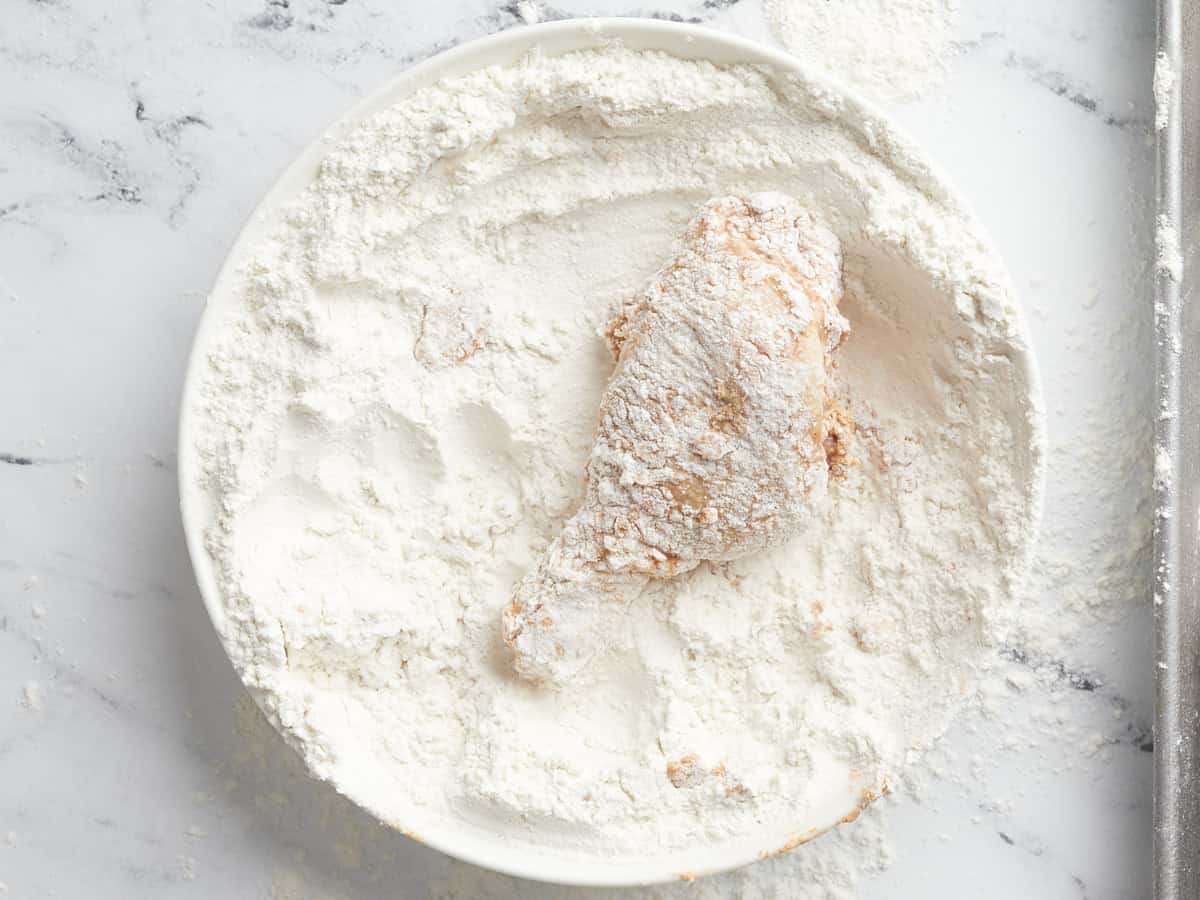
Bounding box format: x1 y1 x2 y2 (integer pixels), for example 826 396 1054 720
178 17 1043 887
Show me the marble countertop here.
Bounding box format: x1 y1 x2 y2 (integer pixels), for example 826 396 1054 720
0 1 1155 897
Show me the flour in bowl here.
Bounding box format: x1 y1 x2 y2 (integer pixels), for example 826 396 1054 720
184 45 1041 874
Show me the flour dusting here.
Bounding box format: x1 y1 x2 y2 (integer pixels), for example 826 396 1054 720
1157 215 1182 283
18 681 45 713
1154 50 1176 132
183 45 1040 875
764 0 961 101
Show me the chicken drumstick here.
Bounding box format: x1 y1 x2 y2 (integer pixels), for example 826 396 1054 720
502 194 852 684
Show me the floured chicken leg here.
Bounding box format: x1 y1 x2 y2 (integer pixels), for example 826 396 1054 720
502 193 852 684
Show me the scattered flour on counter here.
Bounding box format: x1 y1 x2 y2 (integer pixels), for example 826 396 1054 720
513 1 543 25
763 0 961 101
185 45 1041 873
18 681 44 713
1154 50 1176 132
178 855 197 882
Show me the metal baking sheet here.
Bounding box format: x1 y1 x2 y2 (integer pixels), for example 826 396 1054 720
1155 2 1200 898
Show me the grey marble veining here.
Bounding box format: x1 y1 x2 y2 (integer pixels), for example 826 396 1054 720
0 0 1155 897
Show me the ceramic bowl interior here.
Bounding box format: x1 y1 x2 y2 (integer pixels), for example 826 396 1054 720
177 18 1043 887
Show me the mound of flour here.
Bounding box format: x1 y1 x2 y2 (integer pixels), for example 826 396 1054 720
187 46 1040 869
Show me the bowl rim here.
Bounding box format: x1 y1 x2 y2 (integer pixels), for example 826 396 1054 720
177 15 1046 888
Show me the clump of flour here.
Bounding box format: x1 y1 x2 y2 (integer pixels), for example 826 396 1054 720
763 0 961 102
18 681 45 713
184 45 1040 873
1157 215 1182 282
1154 50 1176 132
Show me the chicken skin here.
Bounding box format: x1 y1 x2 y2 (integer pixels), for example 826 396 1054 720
502 194 852 684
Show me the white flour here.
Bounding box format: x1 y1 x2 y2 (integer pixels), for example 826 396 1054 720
1157 215 1182 283
763 0 961 102
430 802 894 900
186 46 1041 873
1154 50 1176 132
18 681 44 714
